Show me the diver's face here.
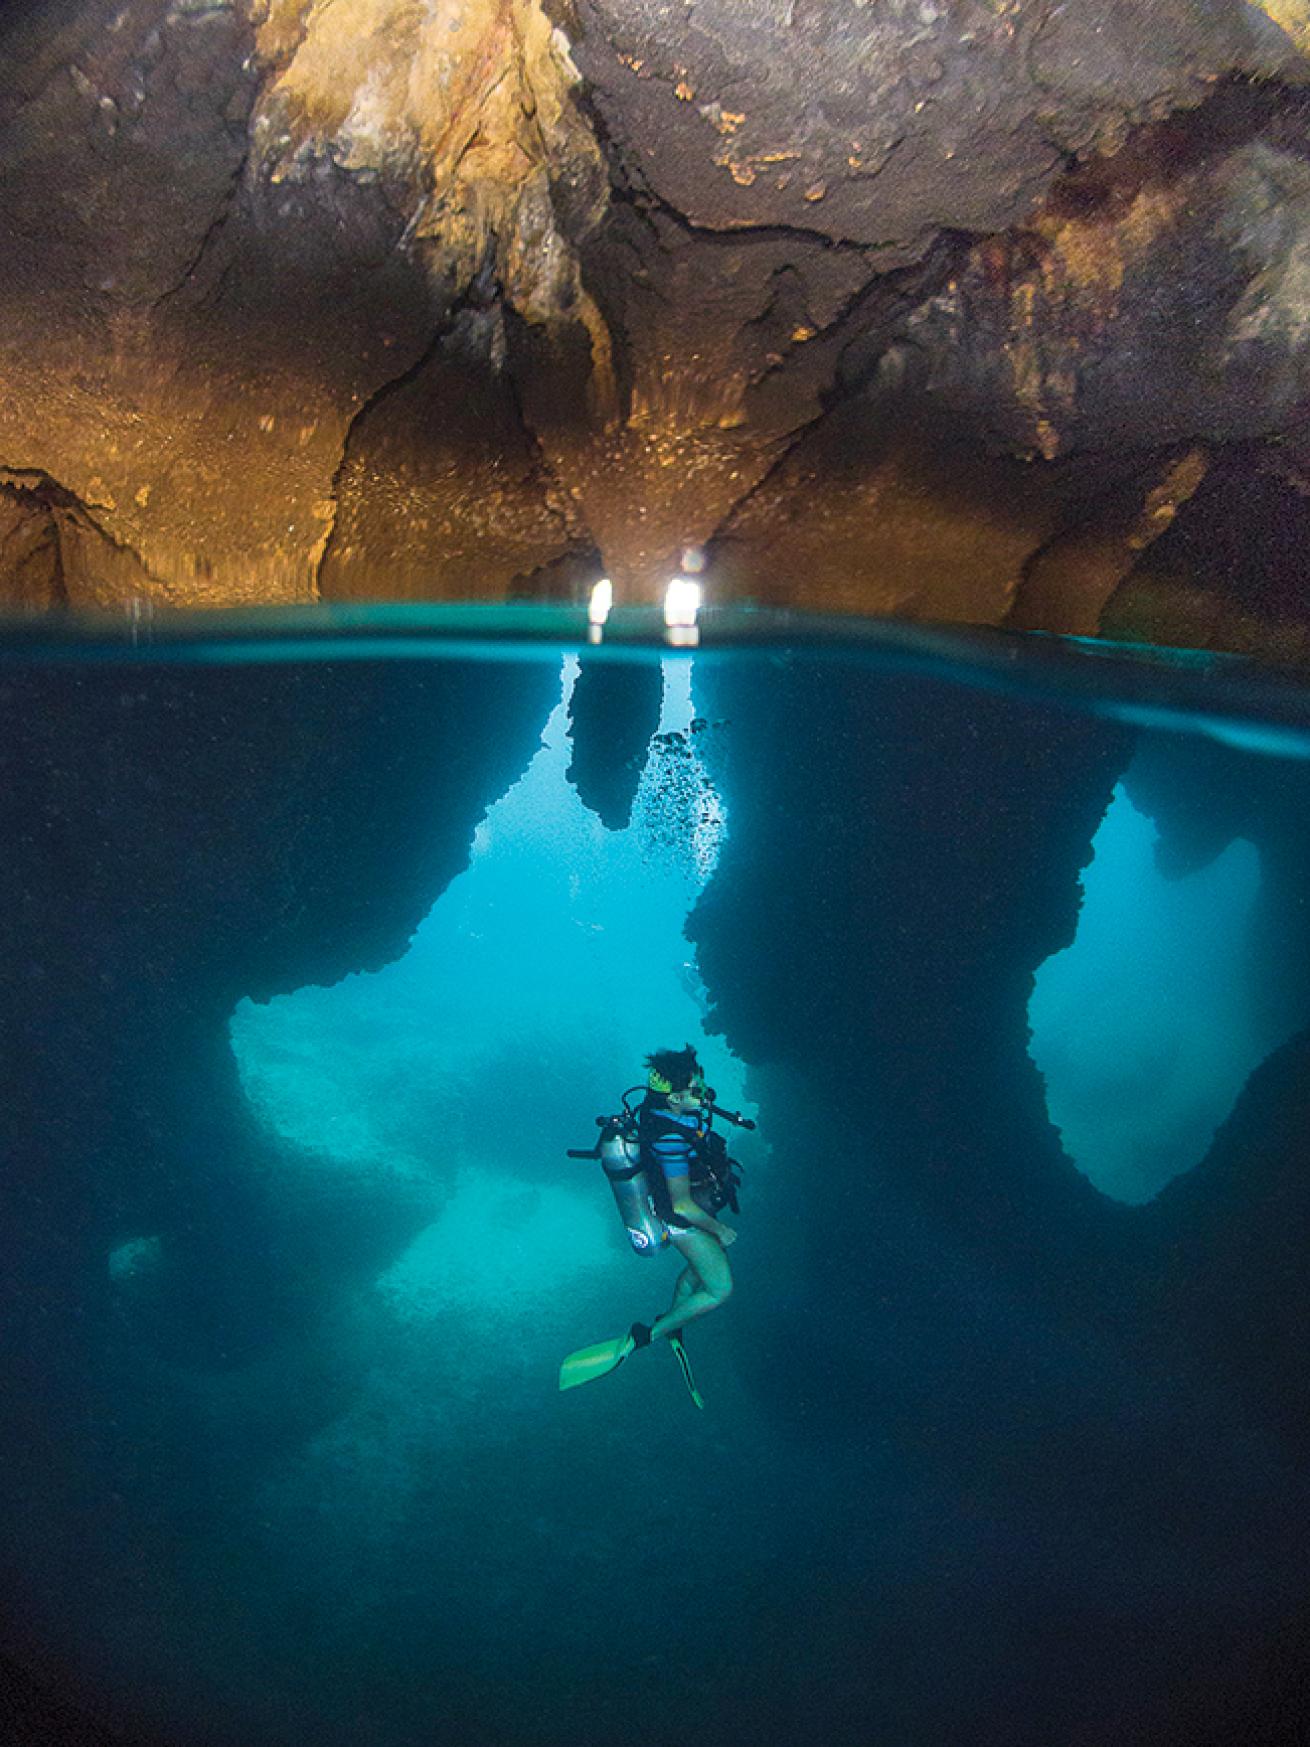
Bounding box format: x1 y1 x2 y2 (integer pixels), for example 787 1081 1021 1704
668 1080 704 1114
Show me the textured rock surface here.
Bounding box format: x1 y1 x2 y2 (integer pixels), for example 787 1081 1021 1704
569 0 1298 248
319 307 576 599
1105 455 1310 655
710 387 1075 619
0 0 602 604
2 0 1310 643
904 91 1310 458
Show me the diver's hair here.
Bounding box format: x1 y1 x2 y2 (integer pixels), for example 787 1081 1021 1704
645 1044 702 1093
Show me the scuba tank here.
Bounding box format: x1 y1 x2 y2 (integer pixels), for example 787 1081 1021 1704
600 1115 667 1255
568 1085 753 1254
568 1102 665 1255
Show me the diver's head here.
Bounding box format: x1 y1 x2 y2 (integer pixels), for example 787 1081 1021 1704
645 1044 705 1108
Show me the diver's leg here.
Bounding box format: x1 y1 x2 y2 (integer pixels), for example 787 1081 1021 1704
666 1264 698 1319
650 1230 732 1341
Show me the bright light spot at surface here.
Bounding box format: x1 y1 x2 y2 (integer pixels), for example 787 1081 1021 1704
1029 782 1281 1204
230 656 748 1321
588 578 613 626
664 576 702 627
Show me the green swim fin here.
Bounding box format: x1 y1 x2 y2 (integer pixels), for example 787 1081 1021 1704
669 1332 704 1409
558 1323 651 1392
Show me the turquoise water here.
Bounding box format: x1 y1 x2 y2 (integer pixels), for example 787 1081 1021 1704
4 608 1310 1747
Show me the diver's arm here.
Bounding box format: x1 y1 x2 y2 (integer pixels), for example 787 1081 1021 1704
667 1174 736 1246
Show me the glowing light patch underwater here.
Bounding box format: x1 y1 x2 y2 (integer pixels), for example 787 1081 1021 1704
230 653 748 1315
374 1166 611 1322
107 1235 163 1282
1028 781 1284 1204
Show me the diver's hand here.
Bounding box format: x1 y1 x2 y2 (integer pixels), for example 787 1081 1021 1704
716 1225 737 1248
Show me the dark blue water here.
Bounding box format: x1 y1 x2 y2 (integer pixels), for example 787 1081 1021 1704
4 607 1310 1747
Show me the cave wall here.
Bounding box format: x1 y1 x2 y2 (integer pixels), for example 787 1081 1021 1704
686 653 1310 1459
0 648 561 1747
658 649 1310 1740
0 0 598 605
1116 733 1310 1446
2 1 1310 643
689 660 1135 1264
0 652 556 1400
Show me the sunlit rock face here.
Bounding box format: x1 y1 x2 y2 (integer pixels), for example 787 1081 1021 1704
0 0 603 604
0 0 433 603
318 306 576 600
2 0 1310 642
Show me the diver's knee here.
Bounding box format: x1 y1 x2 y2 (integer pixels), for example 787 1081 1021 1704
709 1276 733 1307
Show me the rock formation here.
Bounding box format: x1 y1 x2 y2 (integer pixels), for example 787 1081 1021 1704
2 0 1310 645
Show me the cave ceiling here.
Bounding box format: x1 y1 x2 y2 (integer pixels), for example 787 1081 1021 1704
2 0 1310 646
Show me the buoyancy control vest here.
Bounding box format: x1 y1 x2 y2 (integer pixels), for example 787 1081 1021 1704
567 1087 751 1256
637 1100 741 1222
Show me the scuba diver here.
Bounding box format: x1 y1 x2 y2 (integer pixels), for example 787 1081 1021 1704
559 1044 752 1405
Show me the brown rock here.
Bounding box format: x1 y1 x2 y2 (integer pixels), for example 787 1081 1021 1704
905 91 1310 456
1010 448 1209 635
0 487 62 609
320 308 577 600
1 0 1310 644
712 393 1069 622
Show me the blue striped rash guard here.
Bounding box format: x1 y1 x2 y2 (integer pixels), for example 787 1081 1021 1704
639 1097 702 1227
